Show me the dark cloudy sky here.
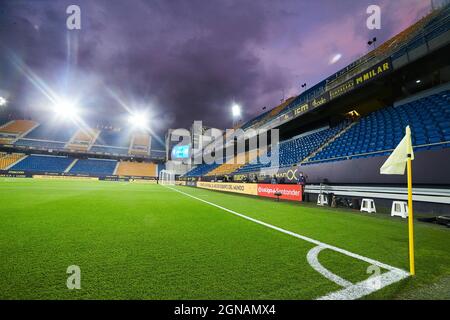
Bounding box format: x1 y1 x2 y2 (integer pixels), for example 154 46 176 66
0 0 432 135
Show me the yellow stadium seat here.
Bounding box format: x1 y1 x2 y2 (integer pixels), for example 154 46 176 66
116 161 157 177
206 151 259 176
0 120 38 134
0 153 26 170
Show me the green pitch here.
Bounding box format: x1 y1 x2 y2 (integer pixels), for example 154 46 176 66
0 178 449 300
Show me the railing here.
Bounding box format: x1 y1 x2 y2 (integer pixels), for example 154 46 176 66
326 7 449 91
242 5 450 133
304 185 450 204
303 140 450 165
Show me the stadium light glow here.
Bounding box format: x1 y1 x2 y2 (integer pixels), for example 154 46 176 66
53 98 79 119
329 53 342 65
232 104 241 118
128 111 149 129
0 96 7 107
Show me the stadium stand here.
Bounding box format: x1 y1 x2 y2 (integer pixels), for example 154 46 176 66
15 139 66 150
324 5 449 93
23 121 77 142
130 133 150 156
0 120 38 134
116 161 157 177
94 129 131 148
66 128 100 151
150 149 166 158
390 4 450 60
11 154 74 173
0 136 12 145
241 109 272 130
14 121 77 150
239 5 449 133
206 151 258 176
69 158 117 175
307 90 450 163
0 117 165 162
184 163 220 177
90 145 130 155
90 129 131 155
234 122 350 173
240 97 296 130
0 120 38 144
269 97 295 117
149 137 166 159
0 153 25 170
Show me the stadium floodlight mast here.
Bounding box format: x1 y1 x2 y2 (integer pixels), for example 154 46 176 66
0 96 7 107
128 111 149 130
367 37 377 49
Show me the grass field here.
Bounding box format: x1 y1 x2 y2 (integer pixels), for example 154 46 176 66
0 177 449 300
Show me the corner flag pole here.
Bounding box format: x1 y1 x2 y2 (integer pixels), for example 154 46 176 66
407 154 415 275
380 125 416 276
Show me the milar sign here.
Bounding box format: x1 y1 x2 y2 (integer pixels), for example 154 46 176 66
355 59 392 86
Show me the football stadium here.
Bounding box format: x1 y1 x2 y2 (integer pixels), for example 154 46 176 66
0 0 449 306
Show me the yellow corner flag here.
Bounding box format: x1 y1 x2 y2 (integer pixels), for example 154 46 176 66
380 126 414 174
380 126 415 275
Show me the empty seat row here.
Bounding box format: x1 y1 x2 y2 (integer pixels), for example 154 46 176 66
15 139 66 150
69 159 117 175
116 161 157 177
0 153 26 170
234 122 349 174
308 91 450 163
8 154 118 175
11 155 74 173
184 163 221 177
90 146 130 155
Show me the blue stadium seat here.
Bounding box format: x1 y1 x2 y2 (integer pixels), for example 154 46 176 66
184 163 220 177
69 158 117 175
14 139 66 150
23 122 77 142
94 130 131 147
308 91 450 164
90 145 129 155
11 155 74 172
234 121 349 174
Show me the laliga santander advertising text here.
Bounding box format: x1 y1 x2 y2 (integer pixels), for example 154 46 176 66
257 184 303 201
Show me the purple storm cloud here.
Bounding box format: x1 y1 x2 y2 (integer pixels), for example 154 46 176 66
0 0 430 135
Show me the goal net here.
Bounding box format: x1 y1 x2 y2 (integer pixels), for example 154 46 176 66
159 170 175 185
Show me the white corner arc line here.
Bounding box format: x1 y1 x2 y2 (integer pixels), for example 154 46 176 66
317 269 409 300
307 246 353 288
166 186 410 299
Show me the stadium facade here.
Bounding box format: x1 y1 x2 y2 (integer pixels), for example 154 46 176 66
178 4 450 214
0 121 165 181
1 4 449 212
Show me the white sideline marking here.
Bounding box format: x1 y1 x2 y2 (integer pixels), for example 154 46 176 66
307 246 353 288
166 186 410 300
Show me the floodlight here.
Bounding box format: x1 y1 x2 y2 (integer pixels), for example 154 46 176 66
232 104 241 117
128 111 149 129
53 99 79 119
0 96 7 107
329 53 342 65
416 79 421 84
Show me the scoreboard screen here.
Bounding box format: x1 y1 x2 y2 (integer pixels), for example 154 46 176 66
171 144 190 159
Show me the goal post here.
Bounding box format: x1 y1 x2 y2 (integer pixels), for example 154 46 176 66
159 170 175 185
